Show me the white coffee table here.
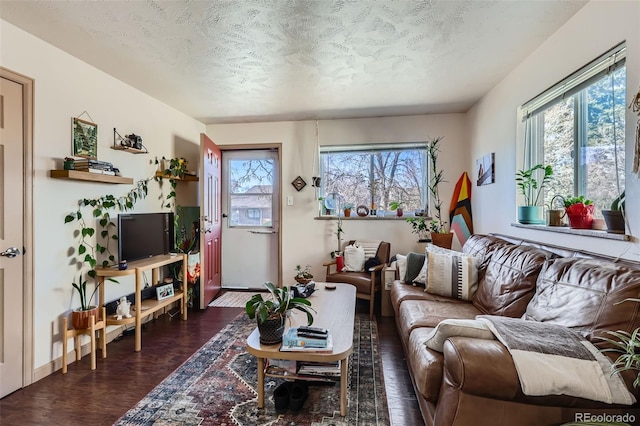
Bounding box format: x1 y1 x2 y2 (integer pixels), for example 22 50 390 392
246 282 356 416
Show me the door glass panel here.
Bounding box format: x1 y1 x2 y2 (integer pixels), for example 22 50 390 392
228 158 274 227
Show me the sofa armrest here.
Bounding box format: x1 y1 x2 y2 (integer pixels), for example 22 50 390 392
442 336 520 400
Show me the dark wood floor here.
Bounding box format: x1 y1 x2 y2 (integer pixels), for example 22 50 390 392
0 299 423 426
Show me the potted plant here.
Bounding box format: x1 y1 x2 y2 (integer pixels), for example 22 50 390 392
406 216 430 242
602 190 625 234
426 137 453 248
70 276 101 329
245 281 315 344
342 203 354 217
515 164 553 224
563 195 594 229
295 264 313 284
389 201 405 217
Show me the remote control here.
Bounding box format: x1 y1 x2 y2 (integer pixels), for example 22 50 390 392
298 326 328 335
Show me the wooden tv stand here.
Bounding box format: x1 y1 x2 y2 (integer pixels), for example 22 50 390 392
96 254 188 351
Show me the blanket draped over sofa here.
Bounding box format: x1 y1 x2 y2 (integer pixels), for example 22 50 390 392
477 315 635 405
391 234 640 426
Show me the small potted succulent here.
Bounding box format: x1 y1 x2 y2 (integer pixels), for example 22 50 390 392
563 195 594 229
245 282 315 344
294 264 314 284
342 203 354 217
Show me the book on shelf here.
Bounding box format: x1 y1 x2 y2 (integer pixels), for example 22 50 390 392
297 361 340 377
280 328 333 352
83 168 116 175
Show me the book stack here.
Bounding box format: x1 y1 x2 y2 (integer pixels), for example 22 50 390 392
280 326 333 352
297 361 340 378
71 159 117 175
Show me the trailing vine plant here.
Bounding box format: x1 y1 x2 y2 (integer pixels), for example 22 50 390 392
64 157 188 309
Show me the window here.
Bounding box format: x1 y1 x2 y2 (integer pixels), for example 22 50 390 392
319 143 428 214
228 155 275 227
521 42 626 216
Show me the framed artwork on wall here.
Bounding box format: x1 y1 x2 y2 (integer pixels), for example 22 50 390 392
72 117 98 159
476 153 495 186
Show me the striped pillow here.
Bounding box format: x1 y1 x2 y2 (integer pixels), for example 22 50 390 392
426 246 479 301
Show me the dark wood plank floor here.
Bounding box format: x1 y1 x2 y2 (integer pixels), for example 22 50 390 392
0 300 423 426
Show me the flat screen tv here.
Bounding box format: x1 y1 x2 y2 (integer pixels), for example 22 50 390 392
117 212 175 262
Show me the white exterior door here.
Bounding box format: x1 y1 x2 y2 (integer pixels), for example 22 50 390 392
0 74 26 397
221 149 280 289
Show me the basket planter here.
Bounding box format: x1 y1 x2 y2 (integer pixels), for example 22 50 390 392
257 316 286 345
430 232 453 249
71 306 99 330
295 276 312 285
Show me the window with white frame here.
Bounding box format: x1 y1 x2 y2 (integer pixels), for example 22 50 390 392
520 42 626 216
319 143 428 215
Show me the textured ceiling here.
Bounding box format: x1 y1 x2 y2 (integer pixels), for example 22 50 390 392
1 0 587 124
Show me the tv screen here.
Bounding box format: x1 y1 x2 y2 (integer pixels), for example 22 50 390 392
117 212 175 262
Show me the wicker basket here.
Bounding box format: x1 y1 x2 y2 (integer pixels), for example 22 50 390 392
295 276 312 285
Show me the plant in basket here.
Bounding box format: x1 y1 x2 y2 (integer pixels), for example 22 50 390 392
295 264 313 284
563 195 595 229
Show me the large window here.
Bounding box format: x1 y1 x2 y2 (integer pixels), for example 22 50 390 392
521 43 626 216
319 143 428 214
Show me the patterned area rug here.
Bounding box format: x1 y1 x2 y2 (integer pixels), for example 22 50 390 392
116 312 389 425
208 291 264 308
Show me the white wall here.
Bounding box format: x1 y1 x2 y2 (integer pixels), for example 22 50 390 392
1 21 205 371
207 114 468 281
467 0 640 260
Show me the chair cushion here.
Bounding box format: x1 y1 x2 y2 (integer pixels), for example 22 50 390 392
343 244 365 271
325 271 373 294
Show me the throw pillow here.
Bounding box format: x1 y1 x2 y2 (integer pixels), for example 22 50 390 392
424 318 495 352
364 256 382 271
405 252 426 285
413 255 428 286
342 244 365 272
396 254 407 283
426 246 479 300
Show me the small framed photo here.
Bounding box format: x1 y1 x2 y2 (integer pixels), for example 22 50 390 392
156 283 174 301
72 117 98 159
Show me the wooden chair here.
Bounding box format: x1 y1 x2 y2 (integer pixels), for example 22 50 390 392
62 307 107 373
323 241 391 319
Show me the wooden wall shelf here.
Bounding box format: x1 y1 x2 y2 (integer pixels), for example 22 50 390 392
154 171 199 182
50 170 133 184
110 145 148 154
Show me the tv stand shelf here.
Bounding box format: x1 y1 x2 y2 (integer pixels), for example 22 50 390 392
96 254 187 351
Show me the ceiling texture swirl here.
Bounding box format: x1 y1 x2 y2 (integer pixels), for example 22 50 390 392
1 0 587 123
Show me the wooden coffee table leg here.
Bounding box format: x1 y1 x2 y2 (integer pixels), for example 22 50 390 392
257 357 265 408
340 356 348 416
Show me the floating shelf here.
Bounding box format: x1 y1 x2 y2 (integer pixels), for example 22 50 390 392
50 169 133 184
154 171 199 182
110 145 148 154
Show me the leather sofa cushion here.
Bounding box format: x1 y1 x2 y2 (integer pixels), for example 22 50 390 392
525 257 640 347
397 299 481 337
472 244 552 317
407 327 443 402
462 234 510 280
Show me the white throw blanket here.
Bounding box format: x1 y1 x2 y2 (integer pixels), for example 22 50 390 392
476 316 635 405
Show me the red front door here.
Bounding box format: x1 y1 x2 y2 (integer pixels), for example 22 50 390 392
200 133 222 307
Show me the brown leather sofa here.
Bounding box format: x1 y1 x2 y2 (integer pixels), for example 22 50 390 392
391 234 640 426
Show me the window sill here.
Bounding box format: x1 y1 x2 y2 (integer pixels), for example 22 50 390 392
314 215 408 221
510 223 630 241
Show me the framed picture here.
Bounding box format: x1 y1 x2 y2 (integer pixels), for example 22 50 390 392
156 283 175 301
291 176 306 191
72 117 98 159
476 153 495 186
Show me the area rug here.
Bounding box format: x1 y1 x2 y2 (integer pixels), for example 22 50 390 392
208 291 263 308
115 312 389 425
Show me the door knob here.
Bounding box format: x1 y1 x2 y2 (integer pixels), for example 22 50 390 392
1 247 21 258
222 213 228 218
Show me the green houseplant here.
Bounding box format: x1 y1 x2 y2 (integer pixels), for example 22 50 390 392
406 216 430 242
602 190 625 234
515 164 553 224
389 201 405 217
426 137 453 248
295 264 313 284
245 281 316 344
563 195 594 229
